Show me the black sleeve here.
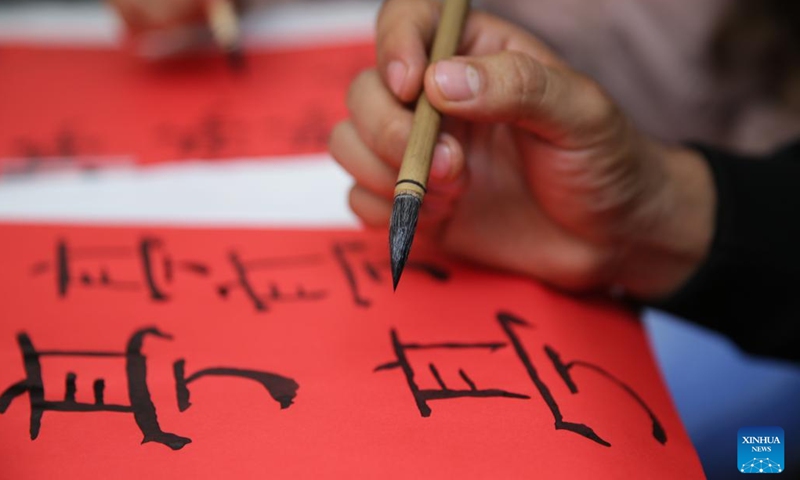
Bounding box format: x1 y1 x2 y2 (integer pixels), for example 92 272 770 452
653 140 800 362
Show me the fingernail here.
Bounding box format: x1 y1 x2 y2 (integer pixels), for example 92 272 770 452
430 142 452 180
387 60 407 97
434 60 480 101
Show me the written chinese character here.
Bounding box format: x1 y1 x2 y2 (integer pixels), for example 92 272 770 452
31 238 210 301
0 327 299 449
376 311 666 447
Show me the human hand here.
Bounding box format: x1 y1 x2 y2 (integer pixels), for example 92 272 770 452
110 0 205 35
109 0 230 57
330 0 716 299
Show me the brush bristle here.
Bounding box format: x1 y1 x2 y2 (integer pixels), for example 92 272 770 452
389 194 421 291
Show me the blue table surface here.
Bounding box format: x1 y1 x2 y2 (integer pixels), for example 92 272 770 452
645 310 800 479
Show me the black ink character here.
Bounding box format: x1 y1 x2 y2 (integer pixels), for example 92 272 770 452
374 330 530 417
217 250 327 312
333 241 449 308
30 238 210 302
0 328 299 449
376 311 666 447
8 127 100 176
291 109 331 152
157 112 244 159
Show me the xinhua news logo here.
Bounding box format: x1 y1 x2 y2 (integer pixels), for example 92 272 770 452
738 427 784 474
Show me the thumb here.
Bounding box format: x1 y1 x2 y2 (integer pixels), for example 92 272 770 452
424 52 619 150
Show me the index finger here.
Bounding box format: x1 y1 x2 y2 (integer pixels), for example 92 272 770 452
375 0 441 103
376 0 564 102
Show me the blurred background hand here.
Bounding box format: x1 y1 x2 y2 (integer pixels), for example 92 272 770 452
108 0 243 57
109 0 205 34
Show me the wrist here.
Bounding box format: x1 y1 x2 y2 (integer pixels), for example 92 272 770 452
613 141 716 300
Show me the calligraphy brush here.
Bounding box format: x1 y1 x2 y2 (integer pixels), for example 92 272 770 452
389 0 470 290
206 0 245 69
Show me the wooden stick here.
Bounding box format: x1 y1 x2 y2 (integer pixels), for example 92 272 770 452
394 0 470 200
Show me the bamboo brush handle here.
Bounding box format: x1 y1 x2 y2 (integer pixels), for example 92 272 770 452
394 0 470 200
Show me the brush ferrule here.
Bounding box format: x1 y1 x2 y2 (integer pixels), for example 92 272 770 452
395 179 428 194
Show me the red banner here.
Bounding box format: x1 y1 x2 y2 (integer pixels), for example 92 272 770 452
0 42 374 173
0 223 703 479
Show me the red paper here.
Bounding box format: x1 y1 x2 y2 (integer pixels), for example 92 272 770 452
0 42 374 173
0 223 703 478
